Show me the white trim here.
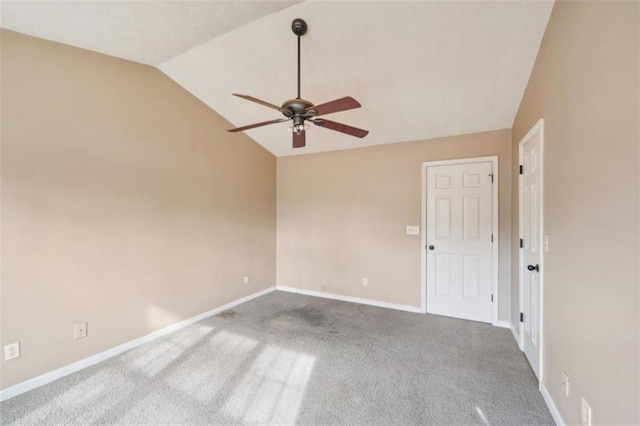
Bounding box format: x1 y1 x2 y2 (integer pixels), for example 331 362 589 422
420 163 428 314
421 156 500 326
518 118 545 374
494 320 511 329
540 382 565 426
0 286 277 402
510 324 520 346
518 127 524 349
276 286 422 313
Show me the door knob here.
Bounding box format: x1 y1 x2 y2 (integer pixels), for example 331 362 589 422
428 245 435 251
527 264 540 272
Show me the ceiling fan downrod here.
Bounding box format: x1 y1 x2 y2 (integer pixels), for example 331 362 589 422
291 18 307 100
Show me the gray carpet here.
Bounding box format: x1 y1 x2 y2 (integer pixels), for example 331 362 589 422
1 291 552 425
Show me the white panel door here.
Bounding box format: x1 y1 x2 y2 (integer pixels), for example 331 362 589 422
426 161 494 323
520 124 543 379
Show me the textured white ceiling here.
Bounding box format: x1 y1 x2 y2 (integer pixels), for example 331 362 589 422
0 1 300 65
161 1 553 156
1 0 553 157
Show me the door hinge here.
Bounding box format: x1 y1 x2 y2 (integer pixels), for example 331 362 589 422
520 312 524 322
519 238 524 248
491 234 494 243
519 165 523 175
491 294 494 303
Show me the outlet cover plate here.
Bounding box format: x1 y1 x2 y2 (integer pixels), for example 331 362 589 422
74 322 88 339
580 397 592 426
4 342 20 361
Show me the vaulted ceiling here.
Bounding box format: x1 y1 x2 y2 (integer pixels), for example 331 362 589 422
0 1 301 65
1 1 554 157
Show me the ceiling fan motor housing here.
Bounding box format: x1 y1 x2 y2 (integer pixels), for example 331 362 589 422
282 98 314 125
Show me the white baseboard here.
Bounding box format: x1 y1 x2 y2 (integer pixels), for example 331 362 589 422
276 286 422 313
494 320 511 329
0 286 277 402
510 324 521 348
540 382 565 426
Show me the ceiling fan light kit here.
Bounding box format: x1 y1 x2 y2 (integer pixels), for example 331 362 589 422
228 18 368 148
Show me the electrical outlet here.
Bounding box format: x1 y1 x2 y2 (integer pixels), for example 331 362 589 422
4 342 20 361
580 397 592 426
74 322 88 339
243 276 249 284
362 277 368 286
562 371 570 396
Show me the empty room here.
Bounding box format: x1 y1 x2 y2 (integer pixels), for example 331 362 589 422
1 1 638 425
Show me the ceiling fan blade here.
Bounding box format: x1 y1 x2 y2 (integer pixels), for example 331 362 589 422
306 96 361 117
232 94 289 114
311 119 369 138
228 118 290 133
293 131 306 148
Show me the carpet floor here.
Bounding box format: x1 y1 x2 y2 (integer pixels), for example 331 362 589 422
1 291 552 425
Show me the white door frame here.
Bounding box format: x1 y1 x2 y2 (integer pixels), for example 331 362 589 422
420 156 499 326
518 119 544 380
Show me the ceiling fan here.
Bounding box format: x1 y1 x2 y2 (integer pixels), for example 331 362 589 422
228 18 368 148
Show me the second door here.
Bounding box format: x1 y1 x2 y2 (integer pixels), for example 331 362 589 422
426 160 494 323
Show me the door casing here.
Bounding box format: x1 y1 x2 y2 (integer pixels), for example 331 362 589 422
518 118 544 381
420 156 499 326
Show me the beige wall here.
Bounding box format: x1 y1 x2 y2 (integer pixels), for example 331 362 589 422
511 2 639 424
278 129 512 320
0 30 276 389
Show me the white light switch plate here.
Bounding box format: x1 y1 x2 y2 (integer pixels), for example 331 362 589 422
406 226 420 235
